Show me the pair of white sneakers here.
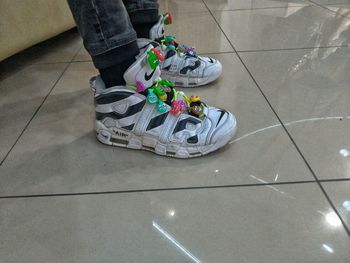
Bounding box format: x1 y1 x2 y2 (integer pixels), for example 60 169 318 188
91 13 237 158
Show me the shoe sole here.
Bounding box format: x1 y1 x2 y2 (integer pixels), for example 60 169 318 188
95 117 237 159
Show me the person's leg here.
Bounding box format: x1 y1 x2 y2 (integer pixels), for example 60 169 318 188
122 0 160 38
67 0 139 87
67 0 237 158
120 2 224 88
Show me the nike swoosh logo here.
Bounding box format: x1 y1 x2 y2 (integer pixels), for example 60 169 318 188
216 109 227 127
208 57 214 63
145 68 156 81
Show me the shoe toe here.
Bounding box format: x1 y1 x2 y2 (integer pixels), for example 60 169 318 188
208 108 237 144
202 57 222 81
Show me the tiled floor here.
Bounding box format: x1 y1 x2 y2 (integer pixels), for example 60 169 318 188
1 0 350 262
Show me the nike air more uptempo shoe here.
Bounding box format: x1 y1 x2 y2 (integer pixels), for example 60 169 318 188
138 13 222 88
91 47 237 158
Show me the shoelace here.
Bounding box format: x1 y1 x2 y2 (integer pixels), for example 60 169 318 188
160 35 198 58
156 13 198 58
131 48 205 118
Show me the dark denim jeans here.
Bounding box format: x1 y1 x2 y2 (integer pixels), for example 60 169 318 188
67 0 159 68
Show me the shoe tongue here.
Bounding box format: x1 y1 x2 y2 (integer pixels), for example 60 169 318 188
124 46 162 88
149 15 165 40
137 39 160 54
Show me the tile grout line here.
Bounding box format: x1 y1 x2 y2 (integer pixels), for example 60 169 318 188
0 180 317 199
7 44 350 67
201 0 350 237
307 0 350 19
1 39 83 68
68 43 350 60
0 47 82 167
319 178 350 183
236 47 350 237
0 65 70 166
237 44 350 53
211 3 350 13
1 177 350 200
71 45 84 61
207 4 312 12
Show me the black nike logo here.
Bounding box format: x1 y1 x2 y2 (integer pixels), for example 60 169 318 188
208 57 214 63
145 68 156 81
216 109 227 127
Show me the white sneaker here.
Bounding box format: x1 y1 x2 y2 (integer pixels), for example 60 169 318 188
138 13 223 88
91 47 237 158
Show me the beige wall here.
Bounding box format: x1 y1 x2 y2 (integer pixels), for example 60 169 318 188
0 0 76 61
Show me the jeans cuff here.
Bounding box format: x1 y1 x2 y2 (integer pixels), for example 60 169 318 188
92 41 139 69
128 9 159 25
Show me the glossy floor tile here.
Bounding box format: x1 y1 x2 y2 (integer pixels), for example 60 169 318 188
159 0 207 13
1 2 350 261
213 5 350 51
1 183 350 263
240 47 350 180
323 3 350 18
239 47 350 121
0 55 315 196
0 63 68 162
313 0 350 4
72 47 90 62
324 3 350 8
166 11 234 53
287 119 350 180
322 181 350 229
203 0 309 11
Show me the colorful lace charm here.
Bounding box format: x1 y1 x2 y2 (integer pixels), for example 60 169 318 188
186 96 205 118
147 48 164 69
186 95 201 104
157 79 174 88
161 35 198 58
146 89 158 104
157 100 171 113
152 48 165 61
189 104 205 118
164 12 172 25
170 100 187 116
161 36 176 50
145 80 174 108
153 86 167 101
178 44 197 57
136 80 146 93
184 46 197 57
164 35 176 43
138 78 198 115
